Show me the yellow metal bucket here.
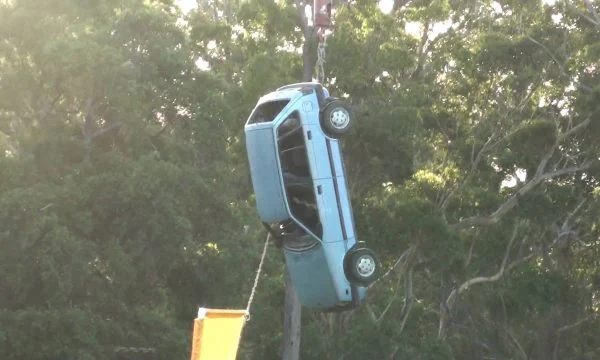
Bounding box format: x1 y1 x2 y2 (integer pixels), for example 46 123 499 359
189 308 248 360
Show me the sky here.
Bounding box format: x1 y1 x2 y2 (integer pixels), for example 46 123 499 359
173 0 555 39
174 0 559 27
175 0 196 13
175 0 396 15
174 0 429 39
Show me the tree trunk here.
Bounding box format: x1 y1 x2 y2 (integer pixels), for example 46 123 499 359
282 270 302 360
282 2 318 358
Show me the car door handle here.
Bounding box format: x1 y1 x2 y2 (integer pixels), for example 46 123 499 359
317 185 322 194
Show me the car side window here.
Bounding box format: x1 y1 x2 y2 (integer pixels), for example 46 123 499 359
248 99 290 124
277 111 322 238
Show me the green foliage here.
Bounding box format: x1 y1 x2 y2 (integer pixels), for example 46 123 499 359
1 0 600 359
509 118 557 155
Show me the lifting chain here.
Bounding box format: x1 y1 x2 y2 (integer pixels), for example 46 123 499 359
316 32 328 84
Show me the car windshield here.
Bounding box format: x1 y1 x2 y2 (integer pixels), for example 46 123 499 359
247 99 290 124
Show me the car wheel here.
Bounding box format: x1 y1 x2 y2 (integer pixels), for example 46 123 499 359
321 99 353 137
346 248 379 286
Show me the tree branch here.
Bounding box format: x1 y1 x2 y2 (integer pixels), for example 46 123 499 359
505 328 528 360
365 303 379 324
410 20 431 80
37 94 61 122
364 244 418 329
293 0 318 82
560 113 592 141
439 76 542 215
553 315 596 360
556 198 587 238
583 0 600 25
464 172 569 232
283 4 313 359
392 0 412 13
455 223 519 296
367 244 417 290
398 265 414 333
567 0 600 29
449 183 529 229
541 159 596 180
440 224 527 338
293 0 309 35
91 122 122 139
440 129 499 212
525 35 593 92
464 236 476 268
450 112 596 230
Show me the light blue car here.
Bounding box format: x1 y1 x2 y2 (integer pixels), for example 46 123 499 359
244 82 380 311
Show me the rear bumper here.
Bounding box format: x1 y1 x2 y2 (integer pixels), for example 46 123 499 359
283 241 365 309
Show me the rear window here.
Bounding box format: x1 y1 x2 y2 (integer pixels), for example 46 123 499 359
248 99 290 124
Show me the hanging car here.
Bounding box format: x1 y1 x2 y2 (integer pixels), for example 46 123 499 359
244 82 380 311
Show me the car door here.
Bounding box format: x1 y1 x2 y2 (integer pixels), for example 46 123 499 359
302 125 348 244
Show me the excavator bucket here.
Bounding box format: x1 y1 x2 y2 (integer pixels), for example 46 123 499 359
189 308 248 360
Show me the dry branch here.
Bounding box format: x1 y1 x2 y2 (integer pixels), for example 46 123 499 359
505 328 528 360
439 196 588 339
365 245 418 328
568 0 600 29
525 35 594 93
554 198 587 243
439 77 543 215
440 129 500 212
398 265 415 333
447 223 520 306
583 0 600 25
450 114 596 230
553 315 597 360
367 244 417 290
439 223 529 338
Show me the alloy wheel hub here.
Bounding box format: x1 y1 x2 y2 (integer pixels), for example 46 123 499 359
330 109 350 129
356 255 376 277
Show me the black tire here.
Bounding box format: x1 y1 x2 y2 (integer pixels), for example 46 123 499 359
345 248 379 286
321 99 353 138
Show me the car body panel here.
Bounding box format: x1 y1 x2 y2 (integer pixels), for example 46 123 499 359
284 240 354 308
304 124 334 179
328 139 347 181
283 244 349 308
333 177 355 240
312 178 344 243
258 88 302 105
244 82 368 310
245 126 288 223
